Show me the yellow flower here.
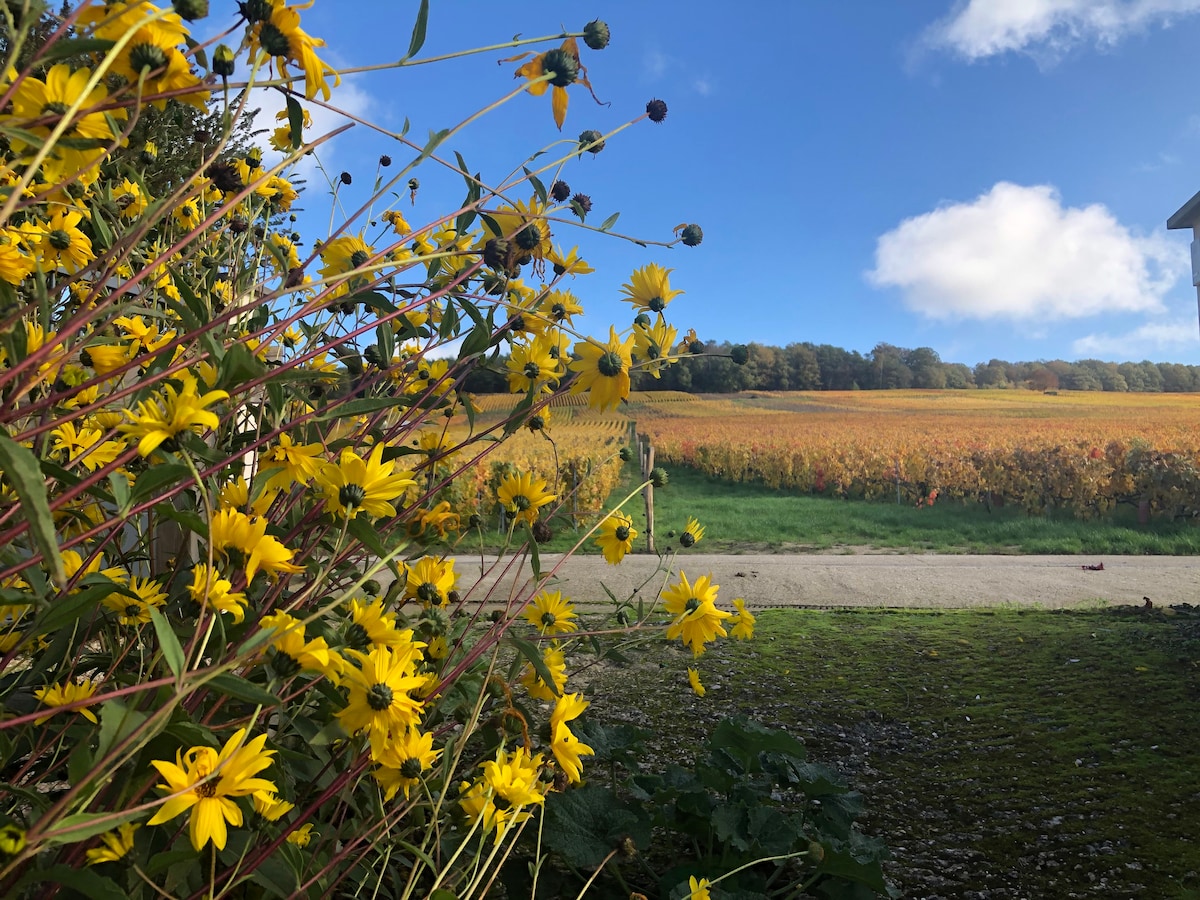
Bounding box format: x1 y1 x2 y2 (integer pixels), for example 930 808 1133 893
538 288 584 325
730 598 756 641
372 727 441 800
546 245 594 277
259 611 345 683
316 443 416 520
39 208 94 273
520 645 566 702
595 511 637 565
459 747 548 835
550 692 594 784
687 667 706 698
253 791 294 821
112 315 175 355
346 597 406 650
0 227 37 284
688 875 712 900
523 590 578 635
114 178 149 219
118 375 229 457
286 823 315 847
147 728 278 852
102 576 167 625
514 38 584 130
570 328 634 411
680 517 705 548
338 643 428 754
260 433 325 491
507 335 563 394
114 21 209 110
620 263 684 313
633 319 678 379
187 564 248 624
382 210 410 235
209 508 304 582
662 572 730 658
496 470 555 527
403 556 458 609
253 0 341 101
85 823 138 866
50 422 126 472
33 678 100 724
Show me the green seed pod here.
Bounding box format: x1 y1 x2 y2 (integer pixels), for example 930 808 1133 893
583 19 611 50
730 344 749 365
578 130 605 155
173 0 208 20
680 223 704 246
213 43 235 77
542 47 579 88
650 467 669 488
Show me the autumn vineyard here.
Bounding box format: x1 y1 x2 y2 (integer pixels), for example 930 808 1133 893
466 389 1200 521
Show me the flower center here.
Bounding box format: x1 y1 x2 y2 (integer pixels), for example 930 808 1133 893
367 683 394 711
684 598 700 614
195 780 218 798
345 622 370 650
551 303 566 320
540 611 557 627
124 603 141 618
645 342 662 360
349 250 370 269
597 351 623 377
258 22 292 58
542 48 579 88
339 484 366 509
523 362 540 379
615 525 630 541
42 101 70 117
493 794 513 811
647 296 665 312
47 229 72 251
680 532 695 548
129 42 169 73
400 757 423 778
270 650 300 678
417 583 441 605
512 494 531 511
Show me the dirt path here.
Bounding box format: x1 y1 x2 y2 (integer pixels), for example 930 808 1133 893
460 553 1200 609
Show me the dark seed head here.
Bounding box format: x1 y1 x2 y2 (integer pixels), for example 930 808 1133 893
339 171 352 185
550 180 571 202
570 193 592 220
646 98 668 123
680 223 704 247
206 161 243 193
379 154 392 167
615 525 630 542
578 130 605 155
366 683 394 711
339 484 366 509
542 48 579 88
532 519 553 543
597 351 624 377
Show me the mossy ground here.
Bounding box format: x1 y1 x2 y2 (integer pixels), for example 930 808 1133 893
582 607 1200 898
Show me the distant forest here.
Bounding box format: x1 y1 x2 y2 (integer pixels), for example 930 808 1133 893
464 341 1200 393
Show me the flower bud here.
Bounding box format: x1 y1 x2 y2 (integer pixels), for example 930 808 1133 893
173 0 208 20
680 223 704 246
583 19 611 50
730 344 749 365
213 43 235 77
650 467 668 488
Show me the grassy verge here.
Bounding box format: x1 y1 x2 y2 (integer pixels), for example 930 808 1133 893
582 607 1200 898
466 461 1200 555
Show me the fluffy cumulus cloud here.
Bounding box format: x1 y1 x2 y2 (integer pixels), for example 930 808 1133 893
867 182 1185 321
926 0 1200 60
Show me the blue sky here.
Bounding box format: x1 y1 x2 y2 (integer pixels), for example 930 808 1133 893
217 1 1200 365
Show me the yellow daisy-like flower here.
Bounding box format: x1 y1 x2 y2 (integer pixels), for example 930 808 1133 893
514 38 583 130
80 342 133 376
730 598 756 641
680 517 705 548
506 336 563 394
408 501 461 540
112 315 175 356
0 227 38 284
459 747 548 835
633 318 679 379
688 875 712 900
522 590 578 635
187 564 248 625
550 692 594 784
252 791 294 821
338 643 428 754
316 443 417 520
346 597 406 650
85 823 138 866
253 0 341 101
496 470 555 527
260 433 325 491
114 178 149 219
147 728 278 852
403 556 457 609
570 327 634 411
595 511 637 565
102 576 167 625
687 667 706 698
286 823 315 847
372 727 441 801
209 508 304 582
118 375 229 457
662 571 730 658
39 208 94 274
520 645 567 702
620 263 685 313
382 210 410 235
546 245 594 277
538 289 584 325
259 611 345 683
33 677 100 724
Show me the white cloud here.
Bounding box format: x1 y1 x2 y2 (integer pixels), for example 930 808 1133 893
867 182 1186 321
251 79 375 183
643 48 671 79
1073 318 1199 357
925 0 1200 61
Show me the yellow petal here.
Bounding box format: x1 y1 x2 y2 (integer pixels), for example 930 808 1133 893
552 86 568 130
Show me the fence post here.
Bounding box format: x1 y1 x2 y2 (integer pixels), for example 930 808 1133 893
643 443 655 553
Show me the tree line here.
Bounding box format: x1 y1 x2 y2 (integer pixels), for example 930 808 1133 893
464 341 1200 393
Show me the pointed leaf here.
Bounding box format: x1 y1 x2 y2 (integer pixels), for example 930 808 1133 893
403 0 430 60
0 435 64 587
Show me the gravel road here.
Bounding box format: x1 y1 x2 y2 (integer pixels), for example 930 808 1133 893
457 552 1200 609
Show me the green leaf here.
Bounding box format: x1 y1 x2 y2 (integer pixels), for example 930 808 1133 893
345 517 402 579
524 167 547 205
41 808 142 848
149 608 186 678
815 845 890 894
130 463 190 507
108 472 131 515
403 0 430 60
95 700 149 762
36 579 117 633
354 291 398 314
542 783 652 868
14 865 124 900
204 672 279 708
598 212 620 232
506 635 559 697
313 397 401 421
286 94 304 150
218 343 267 390
0 435 64 587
